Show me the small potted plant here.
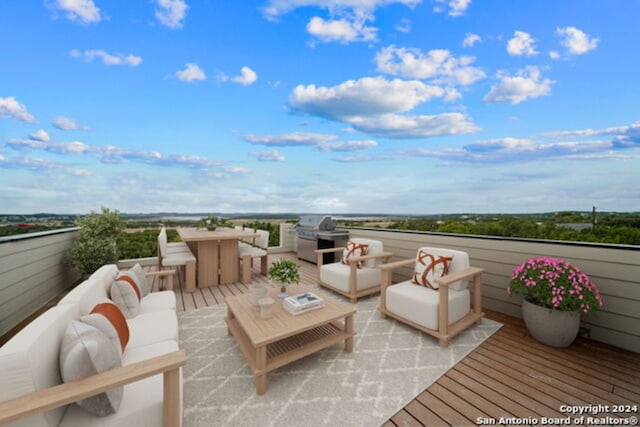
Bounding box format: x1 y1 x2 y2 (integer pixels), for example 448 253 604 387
268 259 300 298
508 256 603 347
198 216 230 231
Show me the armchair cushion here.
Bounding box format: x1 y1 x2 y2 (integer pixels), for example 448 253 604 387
412 249 452 289
341 240 368 268
386 281 470 330
59 321 123 417
320 262 381 292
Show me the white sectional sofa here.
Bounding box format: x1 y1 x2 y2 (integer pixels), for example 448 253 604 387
0 264 186 427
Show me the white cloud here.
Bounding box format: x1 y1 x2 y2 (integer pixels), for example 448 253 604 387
175 63 206 82
556 26 599 55
348 112 479 138
375 45 485 86
262 0 419 44
249 150 286 162
484 66 553 105
433 0 472 16
506 31 538 56
306 16 377 43
29 130 50 142
549 50 560 60
0 97 36 123
262 0 422 20
245 132 336 147
462 33 480 48
395 18 411 33
290 76 453 120
231 66 258 85
6 138 90 154
51 0 101 25
245 132 378 152
52 115 90 130
318 139 378 151
70 49 142 66
155 0 189 29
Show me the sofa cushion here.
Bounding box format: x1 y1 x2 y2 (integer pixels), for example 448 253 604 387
0 304 79 427
341 240 368 268
386 281 470 330
139 291 177 314
412 249 453 289
59 321 123 417
81 302 130 354
126 310 179 350
110 274 142 318
415 247 471 291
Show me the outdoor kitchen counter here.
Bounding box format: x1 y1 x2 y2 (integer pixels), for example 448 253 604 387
178 227 258 287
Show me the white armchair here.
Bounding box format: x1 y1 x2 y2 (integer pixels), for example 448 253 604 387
316 238 393 303
378 246 484 347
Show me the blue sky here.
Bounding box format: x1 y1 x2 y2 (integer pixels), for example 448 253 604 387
1 0 639 215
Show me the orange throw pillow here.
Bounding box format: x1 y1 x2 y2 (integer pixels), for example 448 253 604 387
89 302 130 352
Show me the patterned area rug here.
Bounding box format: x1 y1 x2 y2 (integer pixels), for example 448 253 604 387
178 296 501 427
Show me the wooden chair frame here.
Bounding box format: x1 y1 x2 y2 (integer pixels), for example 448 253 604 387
0 350 187 427
316 247 393 303
378 258 484 347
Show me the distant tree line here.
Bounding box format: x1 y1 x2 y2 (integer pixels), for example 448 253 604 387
386 213 640 245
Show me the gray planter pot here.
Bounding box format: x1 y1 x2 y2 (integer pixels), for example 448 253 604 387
522 299 581 347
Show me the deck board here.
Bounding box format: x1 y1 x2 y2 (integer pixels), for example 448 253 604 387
148 252 640 426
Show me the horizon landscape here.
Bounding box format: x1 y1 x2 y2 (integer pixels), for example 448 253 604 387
1 1 639 215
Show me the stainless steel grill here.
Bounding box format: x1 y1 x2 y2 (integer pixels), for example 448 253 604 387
295 215 349 264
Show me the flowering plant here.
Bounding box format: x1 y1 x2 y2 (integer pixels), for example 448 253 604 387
508 257 603 314
268 259 300 288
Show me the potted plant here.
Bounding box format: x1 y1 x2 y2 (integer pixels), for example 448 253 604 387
508 256 603 347
198 215 231 231
66 207 125 276
268 259 300 298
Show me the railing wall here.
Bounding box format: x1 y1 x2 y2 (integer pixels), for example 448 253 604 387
0 228 81 338
345 227 639 353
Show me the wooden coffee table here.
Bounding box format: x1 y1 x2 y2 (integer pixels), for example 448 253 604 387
225 286 356 394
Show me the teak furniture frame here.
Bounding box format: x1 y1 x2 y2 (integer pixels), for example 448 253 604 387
0 350 187 427
316 247 393 303
378 258 484 347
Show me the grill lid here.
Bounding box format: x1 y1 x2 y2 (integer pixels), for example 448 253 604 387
296 215 336 231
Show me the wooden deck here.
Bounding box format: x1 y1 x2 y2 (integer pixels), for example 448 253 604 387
153 252 640 426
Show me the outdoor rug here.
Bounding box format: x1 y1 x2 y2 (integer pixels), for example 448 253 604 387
178 296 502 427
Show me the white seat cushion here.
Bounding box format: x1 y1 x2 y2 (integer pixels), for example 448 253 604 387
140 291 177 313
126 311 178 349
239 246 267 258
320 263 381 292
161 251 196 267
386 281 470 330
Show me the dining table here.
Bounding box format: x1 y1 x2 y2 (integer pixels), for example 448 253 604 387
177 227 258 288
